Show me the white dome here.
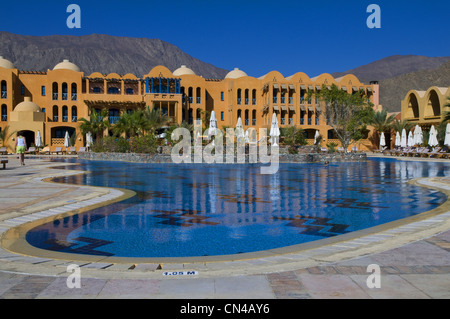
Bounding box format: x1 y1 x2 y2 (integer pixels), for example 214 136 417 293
225 67 247 79
53 59 81 72
0 56 15 69
173 65 196 76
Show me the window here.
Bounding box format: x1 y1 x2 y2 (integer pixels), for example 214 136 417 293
72 106 77 122
221 91 224 101
221 111 224 121
92 87 101 93
62 106 68 122
1 81 6 99
1 104 7 121
21 85 25 95
126 88 134 95
41 86 46 96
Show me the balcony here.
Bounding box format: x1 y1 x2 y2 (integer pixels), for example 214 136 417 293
72 116 78 122
62 116 68 122
280 97 285 104
300 97 305 104
252 98 256 105
300 118 304 125
53 116 59 122
109 116 120 124
189 97 193 103
308 118 312 125
245 98 249 105
53 93 58 100
196 97 201 104
245 119 249 125
1 91 6 99
289 97 293 104
273 97 278 104
237 98 242 105
280 118 285 125
252 119 256 125
62 93 68 100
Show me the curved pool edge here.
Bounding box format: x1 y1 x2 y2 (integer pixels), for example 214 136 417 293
0 159 449 278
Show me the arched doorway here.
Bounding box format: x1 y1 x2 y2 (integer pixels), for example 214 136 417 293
19 130 35 148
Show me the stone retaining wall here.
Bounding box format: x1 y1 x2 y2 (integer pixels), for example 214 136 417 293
79 149 367 163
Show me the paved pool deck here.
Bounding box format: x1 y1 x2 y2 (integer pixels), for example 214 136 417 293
0 155 449 299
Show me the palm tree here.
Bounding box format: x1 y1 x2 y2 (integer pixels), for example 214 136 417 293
112 110 147 138
143 107 169 135
391 118 413 134
369 108 396 149
78 108 110 142
442 96 450 123
0 125 14 147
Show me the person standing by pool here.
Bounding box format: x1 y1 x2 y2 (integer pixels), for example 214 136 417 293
15 132 27 166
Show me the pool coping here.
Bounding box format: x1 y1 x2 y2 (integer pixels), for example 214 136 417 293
0 157 449 279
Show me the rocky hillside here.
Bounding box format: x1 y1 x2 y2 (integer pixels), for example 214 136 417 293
332 55 450 112
0 32 229 79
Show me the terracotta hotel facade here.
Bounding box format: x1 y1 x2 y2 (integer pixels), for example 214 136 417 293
0 56 379 151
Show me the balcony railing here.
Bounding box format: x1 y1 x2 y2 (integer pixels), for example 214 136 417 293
252 98 256 105
300 118 304 125
289 97 293 104
109 116 120 124
280 118 285 125
245 98 249 105
300 97 305 104
237 98 242 105
245 119 249 125
280 97 285 104
1 91 6 99
196 97 201 104
188 97 193 103
53 93 58 100
53 116 59 122
72 93 77 101
1 115 7 121
62 116 68 122
252 119 256 125
289 118 293 125
273 97 278 104
308 118 312 125
62 93 68 100
72 116 77 122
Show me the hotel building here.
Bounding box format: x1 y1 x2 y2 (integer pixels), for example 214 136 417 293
0 56 379 152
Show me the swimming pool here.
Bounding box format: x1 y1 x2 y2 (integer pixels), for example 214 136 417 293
25 158 449 258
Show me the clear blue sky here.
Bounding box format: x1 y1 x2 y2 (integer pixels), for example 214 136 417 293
0 0 449 77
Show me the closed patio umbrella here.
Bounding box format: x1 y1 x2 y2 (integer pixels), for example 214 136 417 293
380 132 386 148
395 131 401 147
64 131 70 149
428 125 439 147
401 129 407 148
235 117 244 140
444 123 450 147
314 130 320 145
269 113 280 146
35 130 43 149
407 131 414 147
208 111 218 146
86 132 93 150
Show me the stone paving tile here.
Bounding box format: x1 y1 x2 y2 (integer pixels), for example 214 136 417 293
36 277 107 299
349 274 430 299
157 278 215 299
298 274 371 299
267 272 310 299
214 276 274 299
400 274 450 299
98 279 160 298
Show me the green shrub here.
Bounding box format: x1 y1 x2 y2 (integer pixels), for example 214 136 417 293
326 142 338 153
129 134 158 154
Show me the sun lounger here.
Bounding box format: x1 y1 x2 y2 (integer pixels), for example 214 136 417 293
407 147 423 157
66 146 76 154
1 159 7 169
0 147 6 155
52 147 63 155
39 146 50 155
77 147 86 153
427 147 441 158
26 147 36 154
374 146 387 154
337 147 345 153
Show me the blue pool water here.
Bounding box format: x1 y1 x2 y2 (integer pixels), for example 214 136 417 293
26 158 449 258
